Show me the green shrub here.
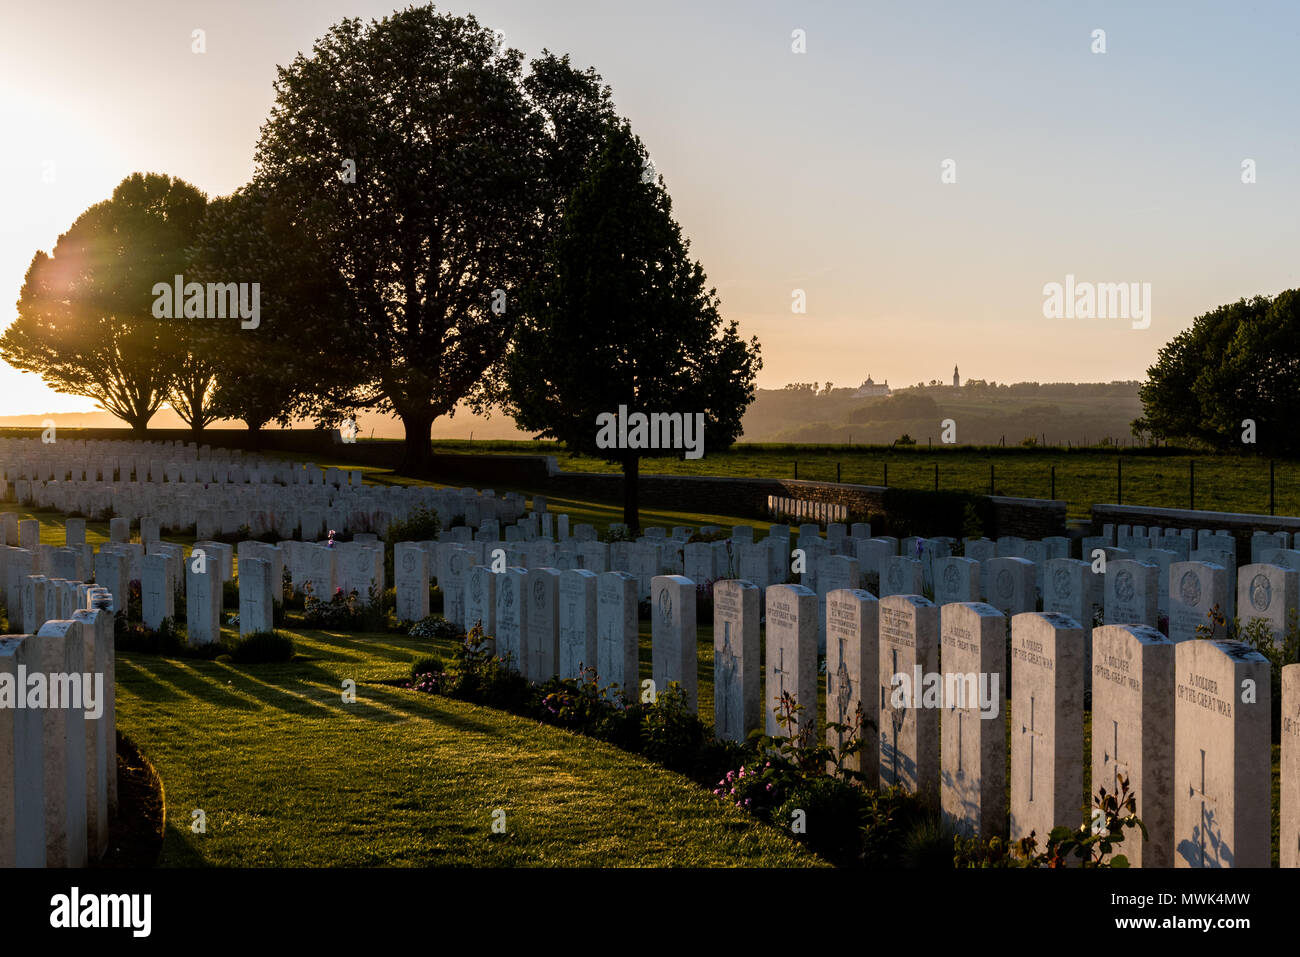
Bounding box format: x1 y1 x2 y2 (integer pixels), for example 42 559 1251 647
776 775 865 865
686 528 732 544
898 818 956 870
601 523 634 543
383 505 442 545
411 656 444 680
639 684 710 772
115 615 184 655
227 630 295 664
408 615 462 641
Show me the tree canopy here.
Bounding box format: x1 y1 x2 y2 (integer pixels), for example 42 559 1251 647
187 187 357 433
0 172 207 433
1135 291 1300 454
251 5 616 469
503 123 761 527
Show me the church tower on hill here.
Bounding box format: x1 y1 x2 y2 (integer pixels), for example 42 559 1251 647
953 365 960 388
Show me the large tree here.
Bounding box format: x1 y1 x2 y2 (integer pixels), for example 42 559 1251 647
1135 292 1300 454
503 124 762 529
251 5 615 470
188 187 359 435
1 173 206 434
166 339 221 432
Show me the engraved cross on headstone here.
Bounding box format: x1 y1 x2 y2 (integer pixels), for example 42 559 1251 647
834 636 852 724
566 599 577 663
881 646 902 782
772 644 788 707
1189 747 1220 867
1108 719 1131 795
718 620 735 735
952 703 964 776
1022 694 1045 802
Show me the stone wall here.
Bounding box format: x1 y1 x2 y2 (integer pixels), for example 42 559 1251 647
1091 502 1300 558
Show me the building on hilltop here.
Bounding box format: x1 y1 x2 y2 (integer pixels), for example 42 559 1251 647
854 375 891 398
953 365 960 388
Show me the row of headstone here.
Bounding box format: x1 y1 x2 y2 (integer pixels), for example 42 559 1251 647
710 583 1284 868
0 608 117 867
767 496 849 526
461 558 1292 868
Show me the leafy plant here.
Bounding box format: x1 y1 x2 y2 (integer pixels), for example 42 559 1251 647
384 505 442 546
227 630 295 663
1016 773 1148 868
601 523 635 544
408 615 463 641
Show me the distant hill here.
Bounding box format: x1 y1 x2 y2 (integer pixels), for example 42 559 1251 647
0 381 1145 447
0 406 532 440
739 381 1144 446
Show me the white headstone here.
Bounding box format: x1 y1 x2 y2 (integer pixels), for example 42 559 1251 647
524 567 560 682
1168 561 1229 644
826 588 879 781
1009 612 1084 846
558 569 598 680
0 634 45 866
1173 638 1271 868
1091 624 1175 867
651 575 697 712
879 595 940 803
712 579 761 744
596 571 639 695
763 583 817 737
940 602 1007 840
1236 562 1299 648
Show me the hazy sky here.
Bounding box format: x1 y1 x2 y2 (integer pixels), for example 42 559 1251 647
3 0 1298 417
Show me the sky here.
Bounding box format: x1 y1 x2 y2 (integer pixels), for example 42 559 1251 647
2 0 1298 420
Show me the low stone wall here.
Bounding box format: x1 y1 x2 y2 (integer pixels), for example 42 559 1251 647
1091 502 1300 533
1091 502 1300 556
4 428 1069 537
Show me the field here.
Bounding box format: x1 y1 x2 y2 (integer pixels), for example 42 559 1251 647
378 440 1300 523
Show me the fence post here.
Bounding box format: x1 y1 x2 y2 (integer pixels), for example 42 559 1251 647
1270 459 1276 516
884 463 888 487
934 462 939 493
837 462 841 484
794 461 798 480
1050 465 1055 501
1189 460 1195 511
989 464 994 495
1117 458 1123 505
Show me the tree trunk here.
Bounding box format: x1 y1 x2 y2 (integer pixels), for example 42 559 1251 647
398 408 435 476
126 412 150 438
623 453 640 531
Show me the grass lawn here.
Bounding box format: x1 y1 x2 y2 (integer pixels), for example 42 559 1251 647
116 625 823 867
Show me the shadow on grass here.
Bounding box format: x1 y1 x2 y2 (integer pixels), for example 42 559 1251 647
121 646 506 737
